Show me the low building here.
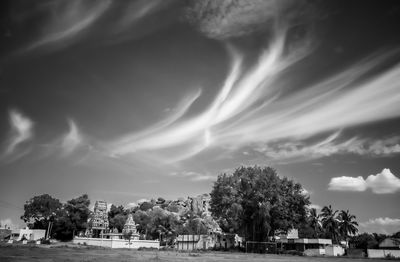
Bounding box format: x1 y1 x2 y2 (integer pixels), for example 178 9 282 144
379 238 400 250
17 228 46 241
0 229 11 241
276 238 333 256
176 234 214 251
176 233 243 251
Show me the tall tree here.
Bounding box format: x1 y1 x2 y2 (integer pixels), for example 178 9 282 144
52 194 91 240
338 210 358 243
108 205 127 232
21 194 62 232
210 166 310 242
308 208 322 238
321 205 339 243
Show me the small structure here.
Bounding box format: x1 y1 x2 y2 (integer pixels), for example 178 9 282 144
176 233 243 251
276 238 333 256
122 214 139 240
379 238 400 250
16 228 46 241
0 229 11 241
176 234 215 251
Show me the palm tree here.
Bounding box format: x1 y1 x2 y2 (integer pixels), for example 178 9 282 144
308 208 322 238
321 205 339 243
338 210 358 246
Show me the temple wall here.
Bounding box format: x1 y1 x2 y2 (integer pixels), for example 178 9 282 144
73 237 159 249
367 249 400 258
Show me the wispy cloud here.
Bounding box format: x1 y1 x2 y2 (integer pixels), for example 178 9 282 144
25 0 111 52
1 110 34 162
16 0 175 53
170 171 216 182
0 218 20 230
254 134 400 163
359 217 400 234
104 23 400 164
328 168 400 194
60 119 83 156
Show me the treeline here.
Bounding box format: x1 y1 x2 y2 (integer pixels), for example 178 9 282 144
350 232 400 250
20 194 219 242
298 205 358 244
107 197 220 245
20 166 368 244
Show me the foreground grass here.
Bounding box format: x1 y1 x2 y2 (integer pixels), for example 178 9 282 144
0 244 388 262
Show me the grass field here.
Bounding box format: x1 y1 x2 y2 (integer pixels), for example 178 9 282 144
0 244 388 262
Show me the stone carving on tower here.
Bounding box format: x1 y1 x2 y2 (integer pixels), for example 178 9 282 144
90 200 109 236
123 213 139 240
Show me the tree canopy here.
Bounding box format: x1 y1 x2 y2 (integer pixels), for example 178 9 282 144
210 166 310 241
53 194 91 241
21 194 62 230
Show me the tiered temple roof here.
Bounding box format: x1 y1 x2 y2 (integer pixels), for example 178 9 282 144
91 200 109 230
123 214 138 234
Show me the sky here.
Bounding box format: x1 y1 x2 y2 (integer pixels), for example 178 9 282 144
0 0 400 235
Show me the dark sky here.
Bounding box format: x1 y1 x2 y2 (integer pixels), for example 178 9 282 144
1 0 400 234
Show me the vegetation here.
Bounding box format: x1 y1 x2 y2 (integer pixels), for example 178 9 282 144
21 165 388 248
21 194 90 241
210 166 310 241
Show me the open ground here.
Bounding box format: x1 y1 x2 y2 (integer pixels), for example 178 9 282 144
0 244 388 262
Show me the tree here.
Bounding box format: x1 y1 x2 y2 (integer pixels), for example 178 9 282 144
147 206 180 245
350 233 379 250
338 210 358 243
210 166 310 242
132 210 151 238
308 208 322 238
52 194 91 241
321 205 339 243
21 194 62 235
108 205 127 232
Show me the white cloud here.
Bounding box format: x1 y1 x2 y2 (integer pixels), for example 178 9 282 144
308 204 321 210
359 217 400 235
366 168 400 194
328 169 400 194
170 171 216 182
60 119 83 156
3 110 34 159
328 176 367 192
136 198 150 204
126 202 138 209
0 218 20 230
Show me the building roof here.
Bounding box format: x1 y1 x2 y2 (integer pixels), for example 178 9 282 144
276 238 332 245
379 238 400 248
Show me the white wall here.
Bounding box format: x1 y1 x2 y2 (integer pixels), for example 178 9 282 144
304 248 325 256
325 245 345 256
367 249 400 258
18 229 46 241
73 237 159 249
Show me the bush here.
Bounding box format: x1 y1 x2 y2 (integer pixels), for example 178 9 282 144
41 238 51 244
